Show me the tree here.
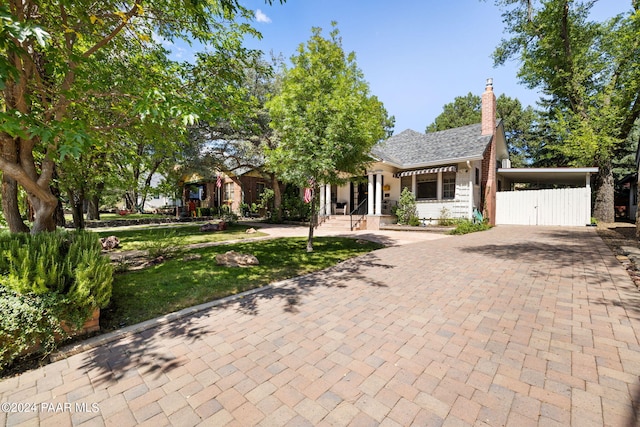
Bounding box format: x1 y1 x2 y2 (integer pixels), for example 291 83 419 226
426 93 482 133
266 23 392 251
0 0 282 233
187 54 286 218
492 0 640 222
426 93 538 166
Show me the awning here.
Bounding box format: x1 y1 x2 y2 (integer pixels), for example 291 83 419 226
394 165 457 178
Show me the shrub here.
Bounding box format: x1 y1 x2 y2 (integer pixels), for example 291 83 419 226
0 230 113 371
0 288 65 370
281 184 311 221
408 216 421 226
438 207 456 226
140 230 183 259
396 188 419 225
449 219 492 235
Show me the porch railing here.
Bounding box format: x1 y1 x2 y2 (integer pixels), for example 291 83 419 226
350 198 368 231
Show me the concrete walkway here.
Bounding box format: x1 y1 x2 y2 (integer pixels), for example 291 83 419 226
2 226 640 426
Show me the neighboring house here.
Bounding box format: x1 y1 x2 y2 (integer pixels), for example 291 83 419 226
317 79 598 229
617 173 636 220
181 168 279 214
118 172 177 213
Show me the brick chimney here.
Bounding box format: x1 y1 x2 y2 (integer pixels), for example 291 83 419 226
481 78 497 226
481 78 496 136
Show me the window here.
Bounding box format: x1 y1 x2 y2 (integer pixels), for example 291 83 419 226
416 174 437 199
442 173 456 199
400 176 412 192
475 168 480 186
257 182 266 196
224 182 234 202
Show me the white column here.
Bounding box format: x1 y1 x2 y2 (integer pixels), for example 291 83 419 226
325 184 332 215
367 173 374 215
319 183 325 216
437 171 443 200
412 175 417 195
469 170 474 219
586 172 591 225
375 173 383 215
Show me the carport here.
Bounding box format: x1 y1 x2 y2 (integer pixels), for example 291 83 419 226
496 167 599 226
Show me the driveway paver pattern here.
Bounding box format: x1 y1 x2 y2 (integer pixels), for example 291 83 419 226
1 226 640 426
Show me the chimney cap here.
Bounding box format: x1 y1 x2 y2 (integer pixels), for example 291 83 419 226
486 78 493 88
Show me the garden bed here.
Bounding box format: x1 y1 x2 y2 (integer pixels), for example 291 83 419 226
380 224 455 233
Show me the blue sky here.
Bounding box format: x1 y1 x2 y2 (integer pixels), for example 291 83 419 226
174 1 631 135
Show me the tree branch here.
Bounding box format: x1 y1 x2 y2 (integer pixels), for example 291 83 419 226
82 1 142 58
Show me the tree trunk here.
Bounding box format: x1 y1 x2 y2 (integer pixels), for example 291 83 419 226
1 174 29 233
87 180 103 220
50 168 66 227
636 167 640 239
29 194 58 234
67 188 85 230
271 173 282 222
51 186 66 227
87 195 100 220
307 189 316 253
592 160 614 223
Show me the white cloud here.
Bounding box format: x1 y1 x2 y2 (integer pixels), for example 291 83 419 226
255 9 272 23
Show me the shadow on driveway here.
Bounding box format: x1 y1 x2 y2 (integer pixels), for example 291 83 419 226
79 250 394 387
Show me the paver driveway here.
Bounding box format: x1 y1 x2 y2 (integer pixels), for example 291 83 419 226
1 226 640 426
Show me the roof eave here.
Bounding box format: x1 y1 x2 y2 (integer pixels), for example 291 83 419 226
380 155 484 170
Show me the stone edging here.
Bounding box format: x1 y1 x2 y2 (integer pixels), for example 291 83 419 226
49 283 276 362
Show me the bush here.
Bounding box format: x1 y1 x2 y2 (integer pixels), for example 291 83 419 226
408 216 421 226
449 219 492 235
0 230 113 308
396 188 419 225
0 230 113 371
141 230 183 259
0 288 69 370
438 207 456 226
282 186 311 221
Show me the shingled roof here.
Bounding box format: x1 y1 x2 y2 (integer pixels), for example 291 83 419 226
371 123 492 168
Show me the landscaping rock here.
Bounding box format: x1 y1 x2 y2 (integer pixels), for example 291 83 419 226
216 250 259 267
184 254 202 262
100 235 120 250
246 228 257 234
200 220 227 232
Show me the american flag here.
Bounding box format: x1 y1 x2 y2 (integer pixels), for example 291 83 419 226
216 175 222 188
303 187 312 204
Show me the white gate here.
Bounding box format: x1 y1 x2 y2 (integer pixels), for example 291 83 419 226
496 187 590 226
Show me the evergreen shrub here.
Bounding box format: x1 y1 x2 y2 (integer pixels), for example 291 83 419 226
0 230 113 371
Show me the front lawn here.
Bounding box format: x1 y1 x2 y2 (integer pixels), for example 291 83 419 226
101 237 382 330
95 223 266 251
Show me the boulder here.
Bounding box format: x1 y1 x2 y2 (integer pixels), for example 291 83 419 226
216 250 259 267
100 235 120 250
200 220 227 232
246 228 257 234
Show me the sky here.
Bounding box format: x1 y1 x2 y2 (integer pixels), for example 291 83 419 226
175 0 632 135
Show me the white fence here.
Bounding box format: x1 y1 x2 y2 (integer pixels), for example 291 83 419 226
496 187 590 226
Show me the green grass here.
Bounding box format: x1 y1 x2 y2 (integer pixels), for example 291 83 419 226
94 224 266 251
97 213 169 221
101 237 383 330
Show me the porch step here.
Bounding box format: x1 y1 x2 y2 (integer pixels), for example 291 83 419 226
317 215 360 231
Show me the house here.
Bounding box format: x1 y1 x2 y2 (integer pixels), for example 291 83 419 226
317 78 507 229
317 79 598 229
